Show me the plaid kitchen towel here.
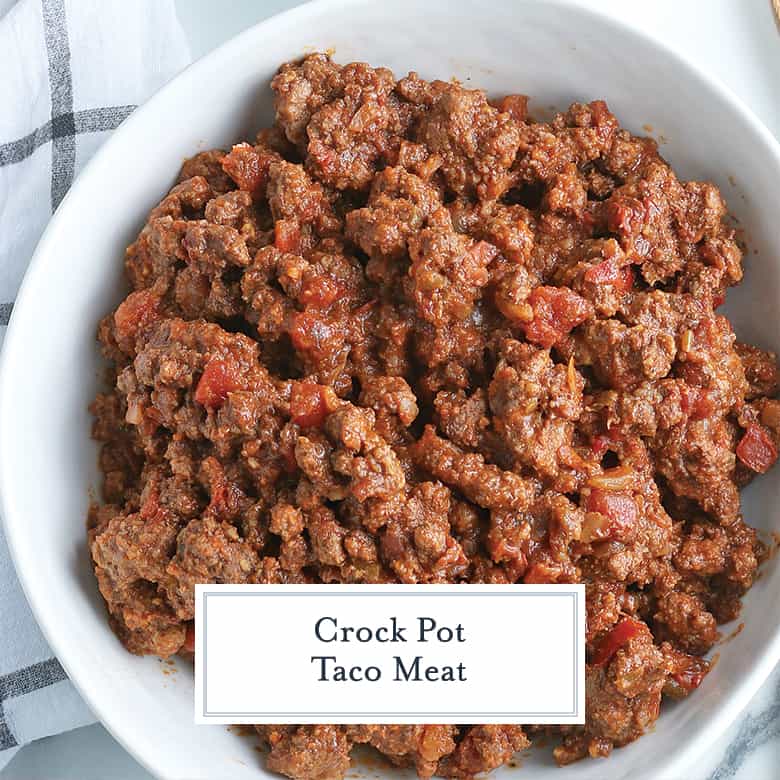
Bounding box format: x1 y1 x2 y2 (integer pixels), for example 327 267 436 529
0 0 189 767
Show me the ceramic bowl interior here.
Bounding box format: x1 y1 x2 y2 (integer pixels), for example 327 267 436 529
2 1 780 778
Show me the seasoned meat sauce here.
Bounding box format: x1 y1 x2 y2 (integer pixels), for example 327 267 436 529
89 54 778 778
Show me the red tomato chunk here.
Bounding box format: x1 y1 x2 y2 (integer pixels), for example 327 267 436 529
591 618 645 667
274 219 302 254
113 289 160 344
290 381 338 428
606 196 646 236
497 94 529 123
300 275 345 308
736 424 778 473
590 435 610 459
194 357 241 409
583 259 634 294
522 286 592 348
672 665 706 694
680 386 715 421
221 142 272 198
582 488 638 543
289 310 337 353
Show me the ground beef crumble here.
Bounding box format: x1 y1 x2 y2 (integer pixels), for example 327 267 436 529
89 53 776 779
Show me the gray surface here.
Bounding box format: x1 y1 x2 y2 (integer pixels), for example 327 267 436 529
4 0 780 778
4 722 155 780
175 0 306 60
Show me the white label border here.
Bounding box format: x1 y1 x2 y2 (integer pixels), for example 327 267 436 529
195 584 585 725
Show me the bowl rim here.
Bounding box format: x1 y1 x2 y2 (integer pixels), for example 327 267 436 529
2 0 780 777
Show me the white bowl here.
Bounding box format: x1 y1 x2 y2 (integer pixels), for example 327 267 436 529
2 0 780 778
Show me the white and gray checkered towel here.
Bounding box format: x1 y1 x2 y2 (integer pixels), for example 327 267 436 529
0 0 189 768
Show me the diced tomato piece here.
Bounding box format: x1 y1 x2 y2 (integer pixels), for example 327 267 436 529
522 286 593 348
579 208 597 231
182 622 195 654
713 293 726 308
194 356 241 409
274 220 302 254
672 664 706 693
588 100 616 142
498 94 529 123
591 618 645 667
469 240 500 266
680 385 714 421
590 428 623 459
663 649 709 698
221 142 272 198
114 289 160 346
139 489 162 521
590 435 610 458
209 481 230 515
584 259 634 294
290 381 338 428
583 488 638 542
308 140 339 178
280 440 298 473
203 458 243 518
586 488 636 519
289 310 337 354
613 264 635 295
736 424 778 473
289 311 315 351
299 275 345 308
606 196 646 236
663 648 710 699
